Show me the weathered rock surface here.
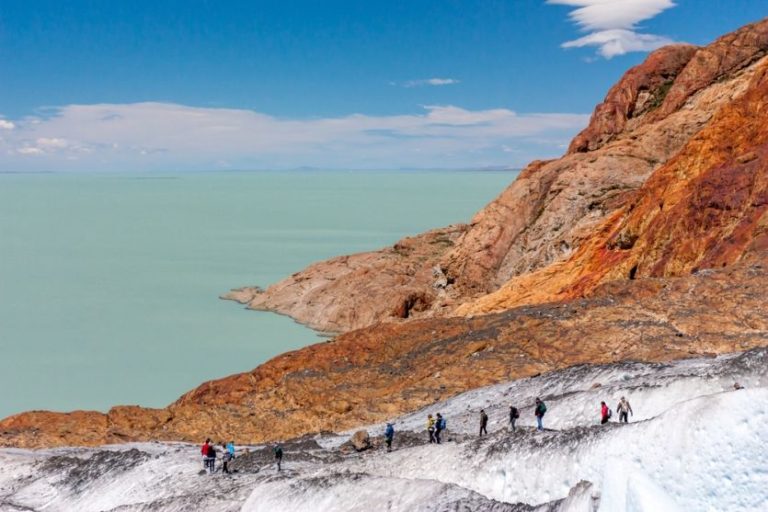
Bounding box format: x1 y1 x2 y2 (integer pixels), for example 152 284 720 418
462 44 768 315
349 430 371 452
226 18 768 334
567 43 698 153
223 225 468 332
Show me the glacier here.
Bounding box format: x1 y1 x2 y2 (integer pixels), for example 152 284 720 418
1 348 766 512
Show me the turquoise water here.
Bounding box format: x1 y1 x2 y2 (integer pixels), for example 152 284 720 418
0 170 518 419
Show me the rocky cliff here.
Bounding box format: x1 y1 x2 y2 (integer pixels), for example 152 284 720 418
3 18 768 449
226 18 768 334
462 21 768 315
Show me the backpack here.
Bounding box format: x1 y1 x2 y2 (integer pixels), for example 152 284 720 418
538 402 547 415
607 408 613 419
511 407 519 419
439 418 446 430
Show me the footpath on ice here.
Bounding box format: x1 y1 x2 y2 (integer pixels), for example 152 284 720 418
1 348 766 511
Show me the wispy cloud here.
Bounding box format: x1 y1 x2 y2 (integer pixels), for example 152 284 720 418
0 119 15 130
549 0 677 58
0 102 589 171
394 78 461 88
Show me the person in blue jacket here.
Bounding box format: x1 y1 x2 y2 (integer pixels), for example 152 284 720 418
384 423 395 452
435 413 446 444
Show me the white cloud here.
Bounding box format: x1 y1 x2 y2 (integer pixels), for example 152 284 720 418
0 119 15 130
0 102 589 171
548 0 677 58
562 29 674 58
16 147 44 155
399 78 460 88
36 137 69 149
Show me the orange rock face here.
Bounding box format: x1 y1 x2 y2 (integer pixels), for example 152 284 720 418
4 18 768 449
567 44 698 153
464 49 768 315
228 18 768 334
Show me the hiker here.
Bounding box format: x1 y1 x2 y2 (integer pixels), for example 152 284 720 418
600 401 611 424
274 443 283 471
426 414 436 443
221 442 232 474
509 405 520 432
534 398 547 431
616 396 633 423
479 409 488 436
734 382 745 390
227 440 236 459
384 423 395 452
207 443 217 473
200 439 211 470
435 413 446 444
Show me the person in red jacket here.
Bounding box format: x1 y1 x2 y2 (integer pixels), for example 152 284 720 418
600 401 610 424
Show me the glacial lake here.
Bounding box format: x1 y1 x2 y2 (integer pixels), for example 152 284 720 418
0 170 518 419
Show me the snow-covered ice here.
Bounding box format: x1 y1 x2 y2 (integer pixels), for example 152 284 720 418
1 348 766 511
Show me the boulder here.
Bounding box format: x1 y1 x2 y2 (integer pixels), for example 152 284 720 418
350 430 371 452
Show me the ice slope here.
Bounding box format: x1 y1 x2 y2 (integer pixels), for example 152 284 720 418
1 348 766 512
345 388 767 511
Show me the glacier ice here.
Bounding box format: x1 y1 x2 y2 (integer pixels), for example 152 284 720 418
1 348 766 511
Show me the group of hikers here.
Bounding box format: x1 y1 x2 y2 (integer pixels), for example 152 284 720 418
383 395 636 450
200 439 236 474
200 439 284 474
199 397 636 471
425 413 448 444
602 396 634 424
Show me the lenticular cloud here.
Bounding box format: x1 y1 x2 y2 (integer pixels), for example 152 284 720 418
549 0 677 58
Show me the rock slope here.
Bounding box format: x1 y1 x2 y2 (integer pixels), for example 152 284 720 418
3 257 768 448
227 18 768 334
462 31 768 314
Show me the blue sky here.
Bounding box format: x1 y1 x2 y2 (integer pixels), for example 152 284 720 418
0 0 765 171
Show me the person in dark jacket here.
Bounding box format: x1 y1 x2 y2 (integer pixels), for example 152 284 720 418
384 423 395 452
479 409 489 436
274 443 283 471
509 406 519 432
435 413 445 444
534 398 547 431
207 443 217 474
